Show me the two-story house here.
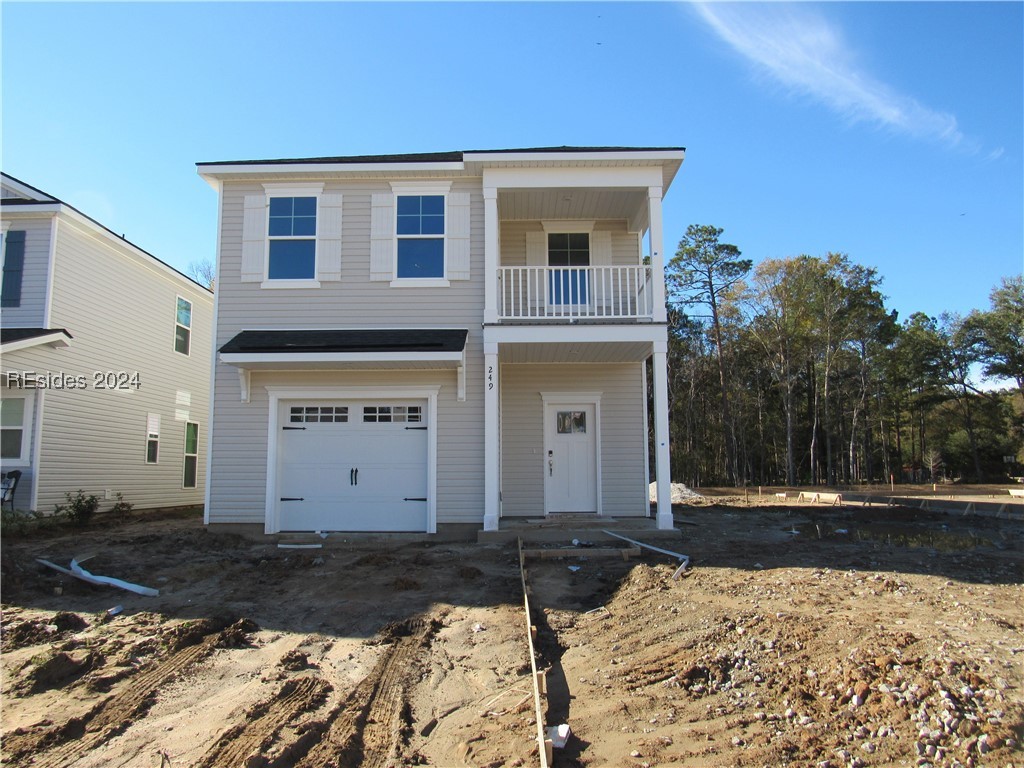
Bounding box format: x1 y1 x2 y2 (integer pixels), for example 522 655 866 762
0 173 213 512
198 147 683 535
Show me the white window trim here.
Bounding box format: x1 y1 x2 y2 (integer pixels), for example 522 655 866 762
390 181 452 285
146 413 160 465
541 220 595 234
182 421 199 489
262 183 324 285
0 390 35 467
174 295 192 357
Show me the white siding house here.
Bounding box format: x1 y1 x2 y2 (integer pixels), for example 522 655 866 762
0 174 214 513
198 147 683 534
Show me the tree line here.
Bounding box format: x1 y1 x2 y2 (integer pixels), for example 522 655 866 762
659 224 1023 487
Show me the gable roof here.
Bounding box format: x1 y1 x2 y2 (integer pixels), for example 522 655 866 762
0 172 212 295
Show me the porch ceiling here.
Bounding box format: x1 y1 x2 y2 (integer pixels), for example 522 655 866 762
498 340 653 364
498 188 648 230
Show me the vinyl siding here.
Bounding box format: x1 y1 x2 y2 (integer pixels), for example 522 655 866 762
498 220 640 267
20 216 213 512
500 363 648 518
214 180 484 335
207 364 484 525
207 178 486 525
1 216 52 327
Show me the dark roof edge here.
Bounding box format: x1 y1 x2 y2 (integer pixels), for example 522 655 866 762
0 172 213 295
197 146 685 168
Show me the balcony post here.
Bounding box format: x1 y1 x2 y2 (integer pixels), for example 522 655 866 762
648 186 667 323
652 340 673 530
484 186 499 324
483 342 500 531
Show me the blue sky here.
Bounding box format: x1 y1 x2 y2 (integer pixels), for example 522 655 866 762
2 2 1021 324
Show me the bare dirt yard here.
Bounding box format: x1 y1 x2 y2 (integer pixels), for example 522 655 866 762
1 495 1021 768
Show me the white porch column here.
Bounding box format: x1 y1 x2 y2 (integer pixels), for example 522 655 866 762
483 342 500 531
652 340 673 530
483 187 499 324
648 186 667 323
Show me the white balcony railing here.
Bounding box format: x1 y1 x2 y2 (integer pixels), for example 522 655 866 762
498 265 654 320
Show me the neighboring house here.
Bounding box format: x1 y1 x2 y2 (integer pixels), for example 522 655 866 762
0 173 213 513
197 146 682 534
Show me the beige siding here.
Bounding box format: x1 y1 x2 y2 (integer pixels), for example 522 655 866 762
1 216 52 327
500 363 648 518
208 363 484 525
498 220 640 267
208 179 486 525
214 180 484 337
20 217 213 512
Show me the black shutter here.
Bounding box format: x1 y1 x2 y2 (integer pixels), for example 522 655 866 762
1 230 26 308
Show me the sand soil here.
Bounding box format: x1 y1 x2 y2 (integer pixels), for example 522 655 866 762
1 500 1020 767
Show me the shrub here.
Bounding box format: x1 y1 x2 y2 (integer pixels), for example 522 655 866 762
54 490 100 527
110 492 133 522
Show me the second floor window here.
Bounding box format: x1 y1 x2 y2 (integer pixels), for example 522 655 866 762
174 297 192 355
268 196 317 279
396 195 444 278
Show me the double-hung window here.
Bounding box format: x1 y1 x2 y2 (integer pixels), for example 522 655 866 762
182 422 199 488
0 394 32 464
268 196 317 280
174 297 192 355
396 195 445 279
145 413 160 464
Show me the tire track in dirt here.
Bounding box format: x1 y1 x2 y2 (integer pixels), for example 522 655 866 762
283 617 439 768
1 618 242 768
194 675 331 768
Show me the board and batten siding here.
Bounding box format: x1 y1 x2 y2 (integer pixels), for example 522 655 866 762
1 217 52 327
500 363 648 518
207 178 487 526
24 216 212 512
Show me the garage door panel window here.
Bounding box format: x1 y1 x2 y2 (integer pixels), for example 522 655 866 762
289 405 349 423
362 405 422 423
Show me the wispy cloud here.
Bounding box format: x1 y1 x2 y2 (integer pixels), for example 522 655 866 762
692 4 968 149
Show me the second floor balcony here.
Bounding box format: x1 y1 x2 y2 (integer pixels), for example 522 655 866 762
497 265 654 321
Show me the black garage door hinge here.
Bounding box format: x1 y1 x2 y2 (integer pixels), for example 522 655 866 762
280 497 305 501
403 497 428 502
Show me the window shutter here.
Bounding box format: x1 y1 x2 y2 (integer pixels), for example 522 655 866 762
447 192 471 280
525 231 546 267
369 193 394 281
1 230 26 307
317 193 343 282
591 231 612 266
241 195 266 283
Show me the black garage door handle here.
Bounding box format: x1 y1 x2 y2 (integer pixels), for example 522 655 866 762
280 497 304 501
403 497 427 502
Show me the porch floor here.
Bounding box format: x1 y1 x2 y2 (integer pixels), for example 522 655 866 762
477 514 682 544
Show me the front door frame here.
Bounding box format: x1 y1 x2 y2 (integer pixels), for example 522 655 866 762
541 391 602 515
265 385 440 534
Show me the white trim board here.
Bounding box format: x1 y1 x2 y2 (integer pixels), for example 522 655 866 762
263 385 441 535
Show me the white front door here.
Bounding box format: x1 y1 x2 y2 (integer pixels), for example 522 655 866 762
276 399 428 531
544 402 598 513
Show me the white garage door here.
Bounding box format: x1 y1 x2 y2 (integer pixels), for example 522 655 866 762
276 399 428 532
